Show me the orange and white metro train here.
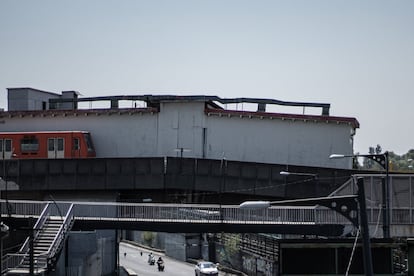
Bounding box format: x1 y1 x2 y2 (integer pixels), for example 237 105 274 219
0 131 96 159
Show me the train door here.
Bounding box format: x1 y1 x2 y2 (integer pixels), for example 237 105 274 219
47 137 64 158
0 139 12 159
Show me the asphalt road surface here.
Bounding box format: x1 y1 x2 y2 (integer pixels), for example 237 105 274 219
119 242 235 276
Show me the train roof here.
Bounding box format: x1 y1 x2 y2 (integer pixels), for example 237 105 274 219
0 131 91 134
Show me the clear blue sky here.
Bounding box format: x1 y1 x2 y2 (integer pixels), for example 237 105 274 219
1 0 413 155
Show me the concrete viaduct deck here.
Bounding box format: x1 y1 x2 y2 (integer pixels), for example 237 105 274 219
2 157 354 203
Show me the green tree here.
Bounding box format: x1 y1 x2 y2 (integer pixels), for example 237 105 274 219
358 147 414 172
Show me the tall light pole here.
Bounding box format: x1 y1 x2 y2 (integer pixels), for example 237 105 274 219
240 177 373 276
330 151 390 238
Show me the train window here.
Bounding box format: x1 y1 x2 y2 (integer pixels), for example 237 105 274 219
21 137 39 152
0 139 11 152
84 133 95 152
57 138 64 151
73 138 80 150
5 139 12 152
48 139 54 151
0 139 12 159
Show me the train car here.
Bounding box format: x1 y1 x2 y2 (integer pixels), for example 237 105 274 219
0 131 96 159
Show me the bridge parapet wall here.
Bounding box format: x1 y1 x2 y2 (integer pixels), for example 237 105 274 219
3 157 353 202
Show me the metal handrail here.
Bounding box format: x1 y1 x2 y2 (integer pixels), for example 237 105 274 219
3 200 414 227
47 204 74 258
3 252 48 274
17 203 50 257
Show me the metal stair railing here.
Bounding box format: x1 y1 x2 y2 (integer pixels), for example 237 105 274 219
2 201 73 274
1 203 50 275
45 203 74 268
20 202 51 254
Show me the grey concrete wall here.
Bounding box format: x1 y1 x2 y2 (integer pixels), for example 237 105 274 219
0 101 354 169
56 230 116 276
205 114 353 168
157 101 206 158
128 231 194 262
164 233 187 261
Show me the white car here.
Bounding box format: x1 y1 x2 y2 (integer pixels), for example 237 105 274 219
195 261 219 276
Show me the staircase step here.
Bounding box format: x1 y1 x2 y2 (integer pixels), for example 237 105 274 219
35 241 54 245
36 236 56 239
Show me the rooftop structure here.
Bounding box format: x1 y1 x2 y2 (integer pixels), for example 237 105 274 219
2 88 359 169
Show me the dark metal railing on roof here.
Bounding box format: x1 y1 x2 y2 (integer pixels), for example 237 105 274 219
49 95 331 116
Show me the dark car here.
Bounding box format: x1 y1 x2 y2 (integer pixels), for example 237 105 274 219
195 261 219 276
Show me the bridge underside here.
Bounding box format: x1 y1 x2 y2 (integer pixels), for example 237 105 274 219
74 220 346 236
3 157 354 203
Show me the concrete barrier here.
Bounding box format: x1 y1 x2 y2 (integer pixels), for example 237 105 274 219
119 266 138 276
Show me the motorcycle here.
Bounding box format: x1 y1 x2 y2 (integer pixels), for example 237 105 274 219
157 261 165 271
158 262 164 271
148 255 155 265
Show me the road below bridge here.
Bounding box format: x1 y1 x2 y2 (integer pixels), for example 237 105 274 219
119 242 237 276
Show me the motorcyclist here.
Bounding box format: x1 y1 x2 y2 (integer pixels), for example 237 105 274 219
157 256 164 271
148 253 154 264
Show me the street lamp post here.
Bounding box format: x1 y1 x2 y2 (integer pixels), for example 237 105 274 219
280 171 318 199
279 171 317 177
330 151 390 238
240 177 373 276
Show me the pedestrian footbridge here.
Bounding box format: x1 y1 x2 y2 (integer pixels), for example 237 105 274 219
1 199 349 275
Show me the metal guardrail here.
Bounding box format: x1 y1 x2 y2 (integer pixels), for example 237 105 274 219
2 252 48 275
0 199 407 225
3 199 414 226
2 200 330 224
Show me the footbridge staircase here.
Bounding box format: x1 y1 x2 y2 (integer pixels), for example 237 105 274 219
2 202 74 275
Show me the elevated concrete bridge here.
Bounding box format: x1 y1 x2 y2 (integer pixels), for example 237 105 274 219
2 157 354 203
